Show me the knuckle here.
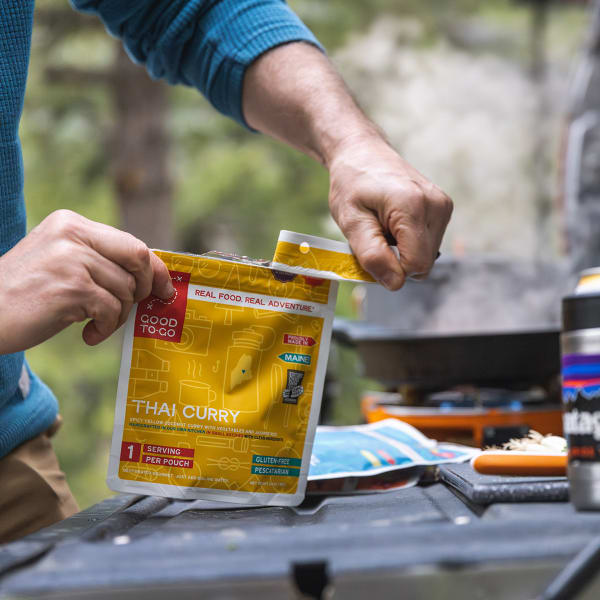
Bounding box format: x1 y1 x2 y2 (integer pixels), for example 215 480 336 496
87 304 102 322
125 273 137 299
109 296 122 318
90 295 121 327
429 187 454 218
86 295 105 321
52 238 76 262
407 183 426 204
130 239 150 268
47 209 83 237
441 194 454 217
99 291 121 315
57 266 91 302
78 278 97 300
48 208 76 222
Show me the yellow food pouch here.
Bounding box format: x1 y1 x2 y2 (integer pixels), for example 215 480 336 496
108 232 373 505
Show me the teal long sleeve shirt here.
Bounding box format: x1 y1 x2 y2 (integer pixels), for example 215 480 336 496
0 0 320 458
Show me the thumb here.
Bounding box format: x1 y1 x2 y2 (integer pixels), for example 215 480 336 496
149 252 175 300
344 213 406 290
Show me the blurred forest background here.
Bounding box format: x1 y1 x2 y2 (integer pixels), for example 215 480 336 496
22 0 587 508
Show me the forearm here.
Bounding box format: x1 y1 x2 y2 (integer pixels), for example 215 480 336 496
242 42 383 167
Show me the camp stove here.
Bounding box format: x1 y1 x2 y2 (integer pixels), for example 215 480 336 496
332 311 564 448
361 385 562 448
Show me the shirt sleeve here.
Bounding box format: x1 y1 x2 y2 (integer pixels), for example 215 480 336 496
70 0 323 128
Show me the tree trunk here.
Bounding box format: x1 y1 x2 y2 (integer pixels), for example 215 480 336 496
109 45 174 249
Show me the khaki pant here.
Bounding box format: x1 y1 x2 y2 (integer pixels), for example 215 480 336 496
0 417 79 543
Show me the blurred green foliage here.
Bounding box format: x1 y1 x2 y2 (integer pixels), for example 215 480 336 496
21 0 587 509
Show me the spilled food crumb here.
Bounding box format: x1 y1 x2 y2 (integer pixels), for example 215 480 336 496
489 430 567 454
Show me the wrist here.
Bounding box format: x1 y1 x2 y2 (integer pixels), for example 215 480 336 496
319 120 385 169
324 126 396 177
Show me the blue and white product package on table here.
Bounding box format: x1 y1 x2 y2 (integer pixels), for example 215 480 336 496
307 419 478 494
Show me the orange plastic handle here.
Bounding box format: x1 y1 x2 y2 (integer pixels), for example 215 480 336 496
472 452 567 476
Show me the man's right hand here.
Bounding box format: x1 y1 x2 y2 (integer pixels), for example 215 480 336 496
0 210 174 354
243 43 452 289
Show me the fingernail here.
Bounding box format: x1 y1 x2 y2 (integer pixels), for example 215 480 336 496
161 282 175 299
380 273 401 291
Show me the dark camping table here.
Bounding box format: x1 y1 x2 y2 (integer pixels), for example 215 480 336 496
1 464 600 600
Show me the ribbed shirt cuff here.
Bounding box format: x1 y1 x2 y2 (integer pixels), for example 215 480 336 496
0 364 59 458
224 26 323 130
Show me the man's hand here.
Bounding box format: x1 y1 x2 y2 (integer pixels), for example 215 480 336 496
0 210 174 354
243 43 452 289
328 134 452 290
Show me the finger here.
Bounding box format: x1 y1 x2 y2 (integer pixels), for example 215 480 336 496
149 251 175 301
86 252 136 303
359 182 435 278
81 286 122 346
390 219 435 277
426 191 453 259
342 209 406 290
78 220 174 301
117 300 134 329
86 253 137 329
382 187 435 276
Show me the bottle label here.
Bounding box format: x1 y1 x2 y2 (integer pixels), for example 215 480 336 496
563 353 600 462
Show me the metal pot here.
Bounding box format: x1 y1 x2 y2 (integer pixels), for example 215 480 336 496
333 256 568 388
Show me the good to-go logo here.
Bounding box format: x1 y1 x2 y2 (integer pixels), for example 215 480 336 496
134 270 190 343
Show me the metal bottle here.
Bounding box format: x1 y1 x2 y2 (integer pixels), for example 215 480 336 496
562 290 600 509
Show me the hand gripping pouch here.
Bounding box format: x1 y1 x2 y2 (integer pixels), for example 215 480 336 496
107 231 374 506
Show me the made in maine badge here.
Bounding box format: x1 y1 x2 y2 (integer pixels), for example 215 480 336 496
278 352 311 365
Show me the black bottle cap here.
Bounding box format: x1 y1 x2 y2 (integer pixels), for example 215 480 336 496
563 294 600 332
